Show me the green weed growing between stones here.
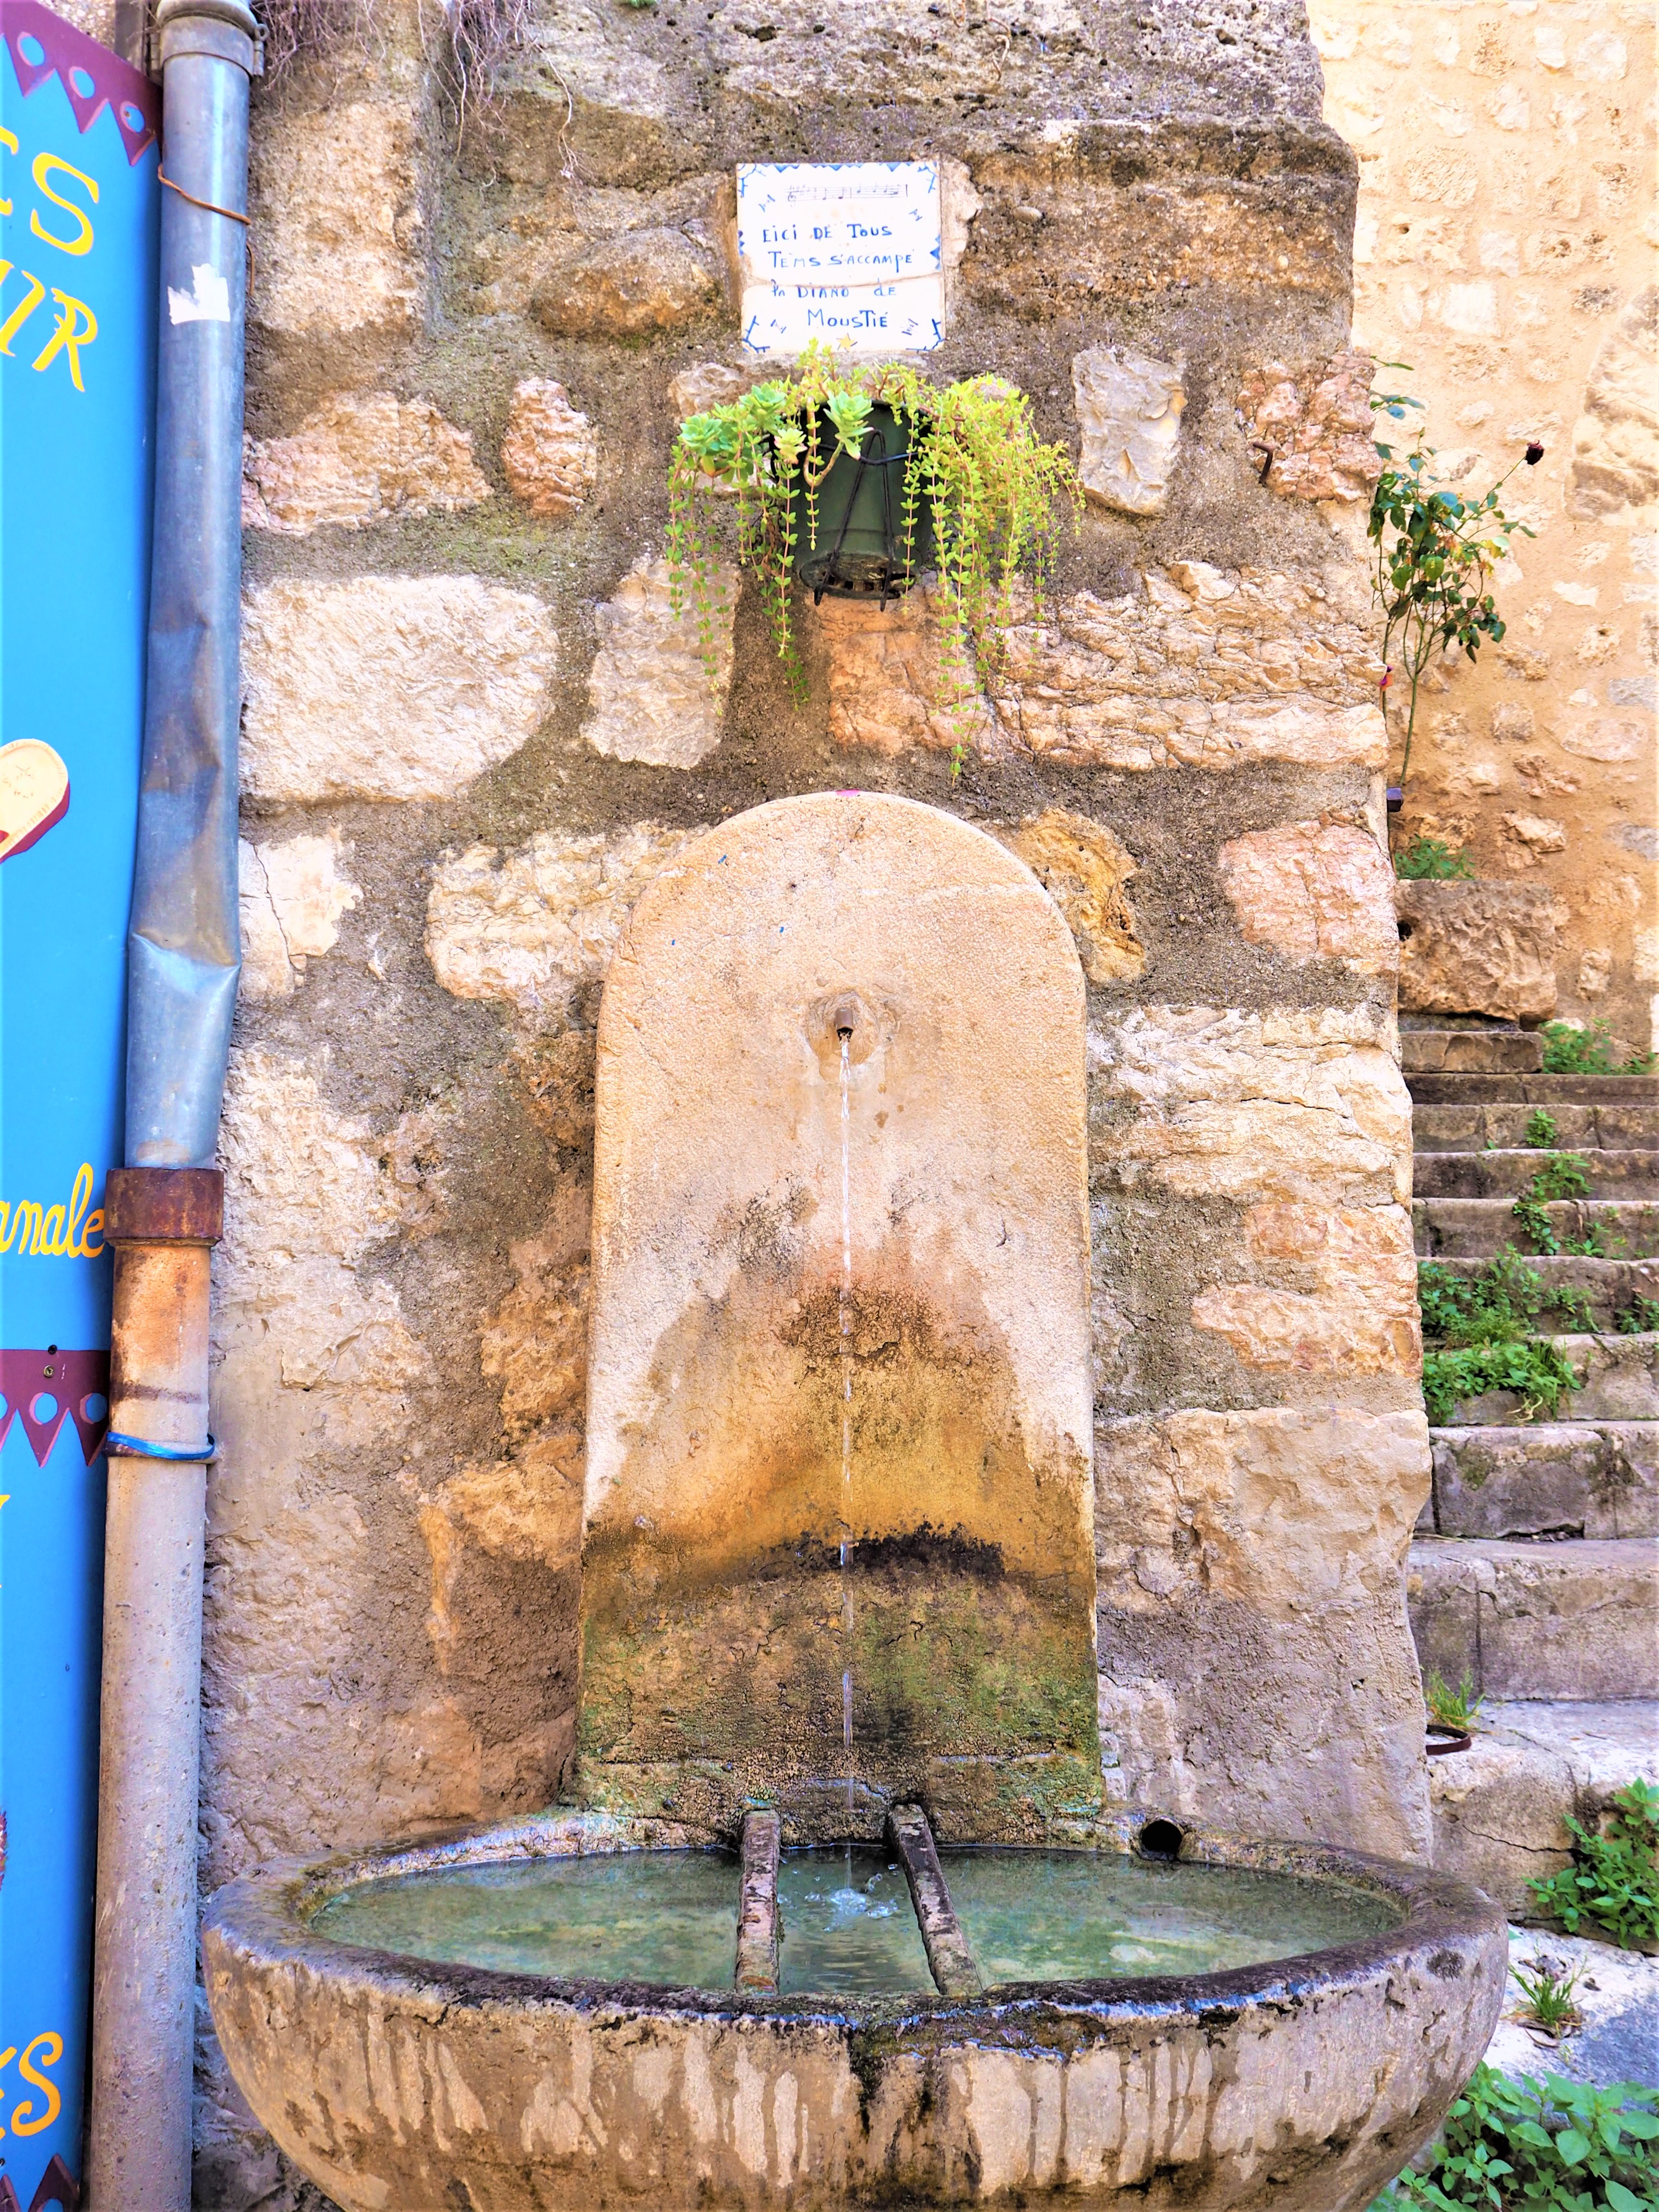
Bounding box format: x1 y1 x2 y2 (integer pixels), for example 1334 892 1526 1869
1508 1957 1583 2041
1615 1296 1659 1335
1540 1021 1658 1077
1418 1253 1583 1421
1528 1780 1659 1949
666 347 1081 769
1524 1110 1559 1148
1512 1154 1593 1256
1425 1671 1483 1732
1394 836 1476 880
1368 2064 1658 2212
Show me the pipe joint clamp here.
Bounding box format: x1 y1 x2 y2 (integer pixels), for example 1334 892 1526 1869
153 0 262 75
104 1166 224 1246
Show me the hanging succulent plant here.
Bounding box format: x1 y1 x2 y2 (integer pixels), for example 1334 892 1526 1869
666 346 1081 768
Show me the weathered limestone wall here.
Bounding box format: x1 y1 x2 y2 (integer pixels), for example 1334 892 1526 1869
75 0 1434 2197
1314 0 1657 1050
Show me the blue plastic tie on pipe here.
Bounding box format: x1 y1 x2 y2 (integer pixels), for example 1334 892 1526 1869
105 1430 218 1462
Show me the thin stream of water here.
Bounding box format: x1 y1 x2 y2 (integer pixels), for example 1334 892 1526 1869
838 1031 856 1904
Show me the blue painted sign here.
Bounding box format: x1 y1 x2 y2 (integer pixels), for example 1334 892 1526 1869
0 6 157 2201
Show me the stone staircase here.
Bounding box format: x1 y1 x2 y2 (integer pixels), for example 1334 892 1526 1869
1403 1028 1659 1917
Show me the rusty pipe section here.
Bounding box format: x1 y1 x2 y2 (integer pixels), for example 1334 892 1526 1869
88 1168 222 2212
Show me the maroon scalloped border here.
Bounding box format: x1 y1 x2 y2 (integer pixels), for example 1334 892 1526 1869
1 0 158 166
0 1349 110 1467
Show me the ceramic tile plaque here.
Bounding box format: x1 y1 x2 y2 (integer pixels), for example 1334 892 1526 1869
737 161 944 355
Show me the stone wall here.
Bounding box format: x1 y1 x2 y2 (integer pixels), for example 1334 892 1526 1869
57 0 1439 2198
1314 0 1657 1052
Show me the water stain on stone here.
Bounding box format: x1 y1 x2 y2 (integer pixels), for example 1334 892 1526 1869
578 1227 1097 1829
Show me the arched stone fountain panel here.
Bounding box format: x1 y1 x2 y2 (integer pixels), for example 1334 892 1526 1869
578 792 1098 1835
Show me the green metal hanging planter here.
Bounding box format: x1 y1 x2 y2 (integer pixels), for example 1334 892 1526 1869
790 404 937 604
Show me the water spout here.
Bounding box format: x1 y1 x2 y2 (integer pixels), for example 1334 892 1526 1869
839 1030 855 1849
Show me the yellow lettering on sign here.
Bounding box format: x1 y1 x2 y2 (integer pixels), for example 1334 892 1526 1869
0 2046 16 2137
2 1202 44 1255
10 2034 64 2137
31 290 96 391
0 262 46 354
0 127 17 216
0 1168 106 1254
66 1162 95 1254
29 152 96 256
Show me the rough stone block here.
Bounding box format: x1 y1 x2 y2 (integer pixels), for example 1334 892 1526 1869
1408 1536 1659 1700
1415 1148 1659 1200
965 138 1350 313
238 831 361 1003
1501 812 1569 865
425 823 703 1028
988 565 1383 772
1414 1199 1659 1265
1193 1199 1420 1373
419 1427 584 1668
1568 287 1658 520
814 588 996 760
1428 1727 1578 1914
1431 1699 1659 1918
242 577 557 803
1430 1423 1659 1541
1096 1407 1431 1858
1218 817 1398 974
249 101 421 336
502 380 599 518
1090 1004 1412 1207
531 227 722 338
1401 1028 1545 1074
1071 345 1185 515
995 809 1143 985
1235 350 1379 502
243 393 489 535
667 362 747 418
582 554 735 768
1396 880 1563 1021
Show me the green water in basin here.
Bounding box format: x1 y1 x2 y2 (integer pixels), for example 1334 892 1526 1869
940 1850 1401 1983
309 1844 1402 1995
313 1849 740 1988
776 1849 935 1995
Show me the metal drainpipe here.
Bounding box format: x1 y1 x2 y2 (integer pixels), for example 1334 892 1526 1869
87 0 258 2203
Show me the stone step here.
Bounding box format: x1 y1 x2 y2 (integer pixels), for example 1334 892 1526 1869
1409 1537 1659 1702
1419 1254 1659 1330
1424 1424 1659 1540
1429 1334 1659 1424
1413 1149 1659 1200
1402 1029 1544 1075
1413 1102 1659 1153
1414 1198 1659 1259
1429 1698 1658 1919
1407 1072 1659 1107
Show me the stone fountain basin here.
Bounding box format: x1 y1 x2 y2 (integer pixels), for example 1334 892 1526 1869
203 1810 1506 2212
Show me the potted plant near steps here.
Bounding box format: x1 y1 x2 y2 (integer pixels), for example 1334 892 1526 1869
666 346 1080 770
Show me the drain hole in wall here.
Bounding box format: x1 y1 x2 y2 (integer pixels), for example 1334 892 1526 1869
1138 1819 1185 1863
